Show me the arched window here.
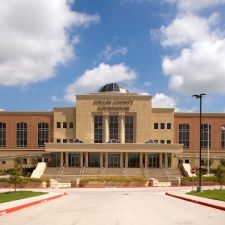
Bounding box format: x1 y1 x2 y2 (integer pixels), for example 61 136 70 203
179 124 190 149
16 122 27 147
0 122 6 147
201 124 211 149
221 125 225 149
38 122 49 147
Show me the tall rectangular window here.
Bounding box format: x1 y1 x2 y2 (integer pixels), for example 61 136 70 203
201 124 211 149
167 123 171 129
63 122 67 128
221 128 225 149
125 116 134 143
0 122 6 147
56 122 61 128
16 122 27 147
94 116 103 143
160 123 165 129
69 122 73 128
154 123 158 129
109 116 118 141
38 122 49 147
179 124 190 149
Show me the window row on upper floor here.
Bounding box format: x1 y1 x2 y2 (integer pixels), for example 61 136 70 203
179 123 225 149
56 122 74 129
0 122 49 148
154 123 172 130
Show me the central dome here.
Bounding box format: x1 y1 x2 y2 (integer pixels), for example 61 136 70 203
98 83 129 93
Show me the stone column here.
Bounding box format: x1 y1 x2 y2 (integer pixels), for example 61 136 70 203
145 153 148 168
80 153 83 167
125 152 128 168
165 153 168 169
159 153 163 168
65 153 69 167
119 113 125 143
100 152 103 167
105 153 108 168
60 152 64 167
140 153 143 168
103 113 109 143
120 153 123 168
85 152 88 167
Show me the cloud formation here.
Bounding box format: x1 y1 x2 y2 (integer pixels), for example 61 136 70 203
64 63 137 102
101 45 128 61
160 0 225 95
152 93 175 108
0 0 99 86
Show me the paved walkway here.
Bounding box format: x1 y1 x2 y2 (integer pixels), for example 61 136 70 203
0 189 64 216
166 187 225 211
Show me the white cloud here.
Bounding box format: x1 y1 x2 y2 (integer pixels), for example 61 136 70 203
160 14 218 47
166 0 225 12
0 0 99 86
159 0 225 95
0 108 5 111
51 95 62 102
152 93 175 108
101 45 128 61
64 63 137 102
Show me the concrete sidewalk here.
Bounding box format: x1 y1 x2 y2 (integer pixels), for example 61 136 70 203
0 190 65 216
166 188 225 211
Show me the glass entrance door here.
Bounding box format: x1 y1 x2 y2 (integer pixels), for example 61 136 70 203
69 153 80 167
108 153 120 168
88 153 100 167
148 153 160 168
128 153 140 168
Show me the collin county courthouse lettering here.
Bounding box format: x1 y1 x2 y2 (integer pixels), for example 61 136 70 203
0 83 225 179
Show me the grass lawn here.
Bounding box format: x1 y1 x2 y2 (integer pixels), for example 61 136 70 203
0 191 47 203
187 189 225 202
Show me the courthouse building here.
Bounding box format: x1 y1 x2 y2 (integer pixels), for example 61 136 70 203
0 83 225 177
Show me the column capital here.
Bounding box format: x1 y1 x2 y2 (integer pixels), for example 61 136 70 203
118 112 125 117
103 112 109 117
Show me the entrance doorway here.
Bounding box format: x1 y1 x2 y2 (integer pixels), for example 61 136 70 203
108 153 120 168
128 153 140 168
148 153 160 168
88 153 100 167
69 153 80 167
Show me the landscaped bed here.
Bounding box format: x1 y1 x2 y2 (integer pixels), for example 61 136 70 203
187 190 225 202
0 191 47 203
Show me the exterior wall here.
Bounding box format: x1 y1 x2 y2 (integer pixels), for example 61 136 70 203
53 108 76 142
76 93 152 143
0 112 53 150
151 108 174 143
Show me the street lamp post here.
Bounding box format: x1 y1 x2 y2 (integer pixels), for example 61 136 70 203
192 93 206 192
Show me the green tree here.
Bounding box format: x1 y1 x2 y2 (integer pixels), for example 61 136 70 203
214 165 225 190
9 158 23 191
220 158 225 167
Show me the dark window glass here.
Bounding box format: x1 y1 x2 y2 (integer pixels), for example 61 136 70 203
94 116 103 143
125 116 134 143
201 124 211 149
63 122 67 128
154 123 158 129
0 122 6 147
160 123 165 129
69 122 73 128
167 123 171 129
160 140 165 144
56 139 61 143
167 140 171 144
16 122 27 147
109 116 118 141
63 139 67 143
38 122 49 147
23 158 27 164
56 122 61 128
222 128 225 149
179 124 190 149
2 160 6 164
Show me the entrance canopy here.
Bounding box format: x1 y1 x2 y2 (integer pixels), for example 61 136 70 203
45 143 183 154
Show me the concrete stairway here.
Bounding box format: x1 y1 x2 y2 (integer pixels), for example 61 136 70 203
31 162 46 179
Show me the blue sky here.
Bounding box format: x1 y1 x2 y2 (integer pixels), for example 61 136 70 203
0 0 225 112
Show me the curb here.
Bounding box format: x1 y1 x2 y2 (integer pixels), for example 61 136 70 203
165 192 225 211
0 193 65 216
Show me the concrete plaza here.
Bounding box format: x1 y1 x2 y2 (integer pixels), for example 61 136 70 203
0 187 225 225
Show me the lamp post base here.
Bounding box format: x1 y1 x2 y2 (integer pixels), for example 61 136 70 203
197 186 203 192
